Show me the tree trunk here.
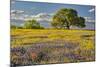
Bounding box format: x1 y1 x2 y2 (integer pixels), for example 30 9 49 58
67 26 70 29
65 17 70 29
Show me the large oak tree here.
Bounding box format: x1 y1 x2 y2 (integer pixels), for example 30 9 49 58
51 8 85 29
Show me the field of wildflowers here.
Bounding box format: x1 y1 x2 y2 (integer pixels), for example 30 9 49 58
11 29 95 66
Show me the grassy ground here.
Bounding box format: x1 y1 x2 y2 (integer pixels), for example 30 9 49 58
11 29 95 66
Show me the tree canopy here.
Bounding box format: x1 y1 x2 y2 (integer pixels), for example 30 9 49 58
51 8 86 29
23 19 44 29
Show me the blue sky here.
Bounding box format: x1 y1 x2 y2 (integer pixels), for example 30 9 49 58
11 0 95 29
11 1 95 16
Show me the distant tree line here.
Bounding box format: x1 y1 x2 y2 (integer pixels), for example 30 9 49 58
11 8 85 29
11 19 44 29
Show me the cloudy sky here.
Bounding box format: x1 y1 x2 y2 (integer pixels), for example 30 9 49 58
11 0 95 29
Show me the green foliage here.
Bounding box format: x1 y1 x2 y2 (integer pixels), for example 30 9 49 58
11 25 23 29
11 25 18 29
77 17 86 28
51 8 85 29
23 19 44 29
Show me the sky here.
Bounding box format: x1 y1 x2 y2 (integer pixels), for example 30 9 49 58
11 0 95 29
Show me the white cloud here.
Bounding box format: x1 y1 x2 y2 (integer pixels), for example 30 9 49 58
11 10 26 20
84 17 95 22
11 10 53 23
88 8 95 13
11 16 24 20
11 10 24 14
32 13 53 22
22 13 53 22
11 10 95 23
